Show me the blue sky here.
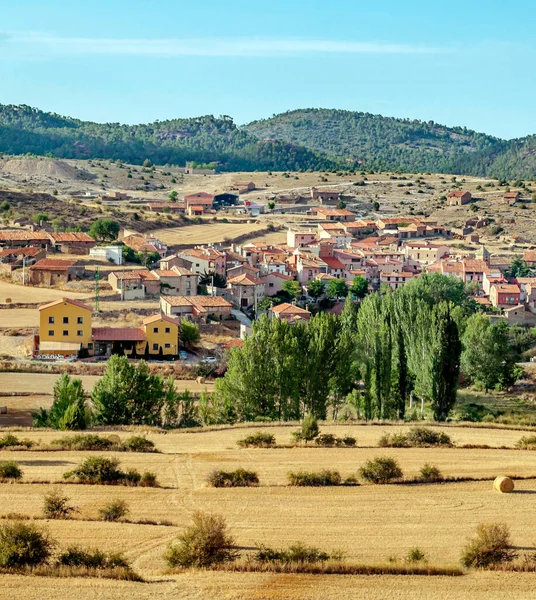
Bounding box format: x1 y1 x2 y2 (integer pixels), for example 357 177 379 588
1 0 535 139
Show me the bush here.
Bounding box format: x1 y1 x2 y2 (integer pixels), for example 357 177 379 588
63 456 123 485
419 464 443 483
207 469 259 488
288 470 341 487
43 489 78 519
237 432 276 448
461 523 516 568
406 548 427 563
58 546 129 569
378 428 452 448
165 512 237 567
315 434 337 447
123 436 156 453
140 471 158 487
515 435 536 450
0 434 33 449
359 457 403 484
0 521 54 567
256 542 342 563
98 499 129 522
52 434 114 451
292 414 319 444
0 461 22 480
337 436 357 447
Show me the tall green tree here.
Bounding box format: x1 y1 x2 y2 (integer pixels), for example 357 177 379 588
89 218 120 242
327 278 349 299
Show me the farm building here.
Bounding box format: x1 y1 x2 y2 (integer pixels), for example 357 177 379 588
184 192 214 215
310 188 340 203
213 192 239 207
0 247 46 271
310 207 355 222
47 232 96 254
0 231 51 249
160 295 232 321
28 259 84 285
447 190 472 206
504 191 521 205
89 245 123 265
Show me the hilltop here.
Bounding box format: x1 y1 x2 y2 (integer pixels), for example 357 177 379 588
244 108 536 179
0 105 339 172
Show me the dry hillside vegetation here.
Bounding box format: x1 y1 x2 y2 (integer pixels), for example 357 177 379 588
0 424 534 597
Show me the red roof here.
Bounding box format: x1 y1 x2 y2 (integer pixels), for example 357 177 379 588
38 298 92 312
0 247 42 258
30 259 79 271
92 327 145 342
322 257 346 270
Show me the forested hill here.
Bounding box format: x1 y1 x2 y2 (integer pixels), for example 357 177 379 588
244 108 536 179
0 105 340 172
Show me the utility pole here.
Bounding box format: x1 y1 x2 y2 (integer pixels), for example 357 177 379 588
22 257 26 286
95 266 100 313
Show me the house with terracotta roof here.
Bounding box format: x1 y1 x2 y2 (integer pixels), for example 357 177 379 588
160 295 232 321
227 273 265 309
108 269 160 299
122 234 167 258
259 271 293 296
287 228 318 249
310 207 355 222
184 192 214 215
178 247 226 276
310 188 340 203
404 242 449 265
28 259 84 285
269 302 311 324
153 267 199 297
0 247 46 271
47 232 96 255
504 191 520 205
380 271 414 291
523 251 536 267
37 298 93 357
447 190 472 206
490 283 521 308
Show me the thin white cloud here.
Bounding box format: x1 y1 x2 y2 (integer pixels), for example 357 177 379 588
0 32 450 58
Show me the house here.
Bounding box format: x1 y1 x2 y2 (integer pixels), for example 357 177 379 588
504 191 520 205
0 247 46 271
380 272 414 290
227 264 260 279
259 271 293 296
89 245 123 265
310 188 339 203
447 191 472 206
178 247 226 276
107 269 160 299
503 304 536 326
490 283 521 308
287 229 318 249
47 232 96 255
142 314 180 356
91 327 146 358
310 207 355 222
28 259 84 285
122 234 167 258
404 242 449 265
38 298 93 357
523 251 536 267
159 254 193 271
184 192 214 215
227 273 265 309
152 266 199 296
0 231 51 249
160 295 232 321
269 302 311 324
317 223 352 247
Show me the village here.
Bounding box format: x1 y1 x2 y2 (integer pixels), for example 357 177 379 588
0 176 533 363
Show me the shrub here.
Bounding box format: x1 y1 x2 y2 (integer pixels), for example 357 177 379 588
63 456 123 485
237 432 276 448
58 546 129 569
461 523 516 568
0 521 54 567
256 542 342 563
207 469 259 488
140 471 158 487
337 436 357 447
378 428 452 448
292 414 319 444
419 464 443 483
0 461 22 480
515 435 536 450
43 489 78 519
0 434 33 449
343 474 359 486
315 434 337 447
165 512 237 567
52 434 114 451
359 457 403 484
123 436 156 453
406 548 427 563
288 470 341 487
98 499 129 522
123 469 141 486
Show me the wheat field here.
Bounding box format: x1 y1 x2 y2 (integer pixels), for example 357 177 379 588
0 424 536 597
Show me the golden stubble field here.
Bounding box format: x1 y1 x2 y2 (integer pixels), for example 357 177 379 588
0 424 536 598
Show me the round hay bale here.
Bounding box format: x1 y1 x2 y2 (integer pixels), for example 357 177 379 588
493 476 514 493
196 376 205 384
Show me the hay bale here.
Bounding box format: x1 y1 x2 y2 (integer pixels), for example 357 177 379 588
493 476 514 493
196 376 205 384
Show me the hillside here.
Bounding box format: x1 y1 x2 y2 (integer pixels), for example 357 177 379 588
244 108 535 178
0 105 340 172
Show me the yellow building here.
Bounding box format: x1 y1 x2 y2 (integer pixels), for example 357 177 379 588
142 314 179 356
38 298 93 357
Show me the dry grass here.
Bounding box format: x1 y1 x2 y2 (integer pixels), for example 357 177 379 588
0 424 534 596
0 280 89 305
151 221 266 246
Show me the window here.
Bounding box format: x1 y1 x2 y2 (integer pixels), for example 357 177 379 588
77 330 83 337
269 282 274 288
152 343 159 351
77 317 83 324
87 343 93 350
165 327 170 333
63 330 68 336
153 327 158 333
48 330 54 336
165 343 171 349
63 317 69 324
48 316 55 324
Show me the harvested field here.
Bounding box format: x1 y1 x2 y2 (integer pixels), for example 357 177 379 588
0 281 89 305
1 424 536 597
0 309 38 327
151 221 266 246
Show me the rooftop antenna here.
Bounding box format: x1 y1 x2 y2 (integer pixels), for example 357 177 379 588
95 266 100 313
